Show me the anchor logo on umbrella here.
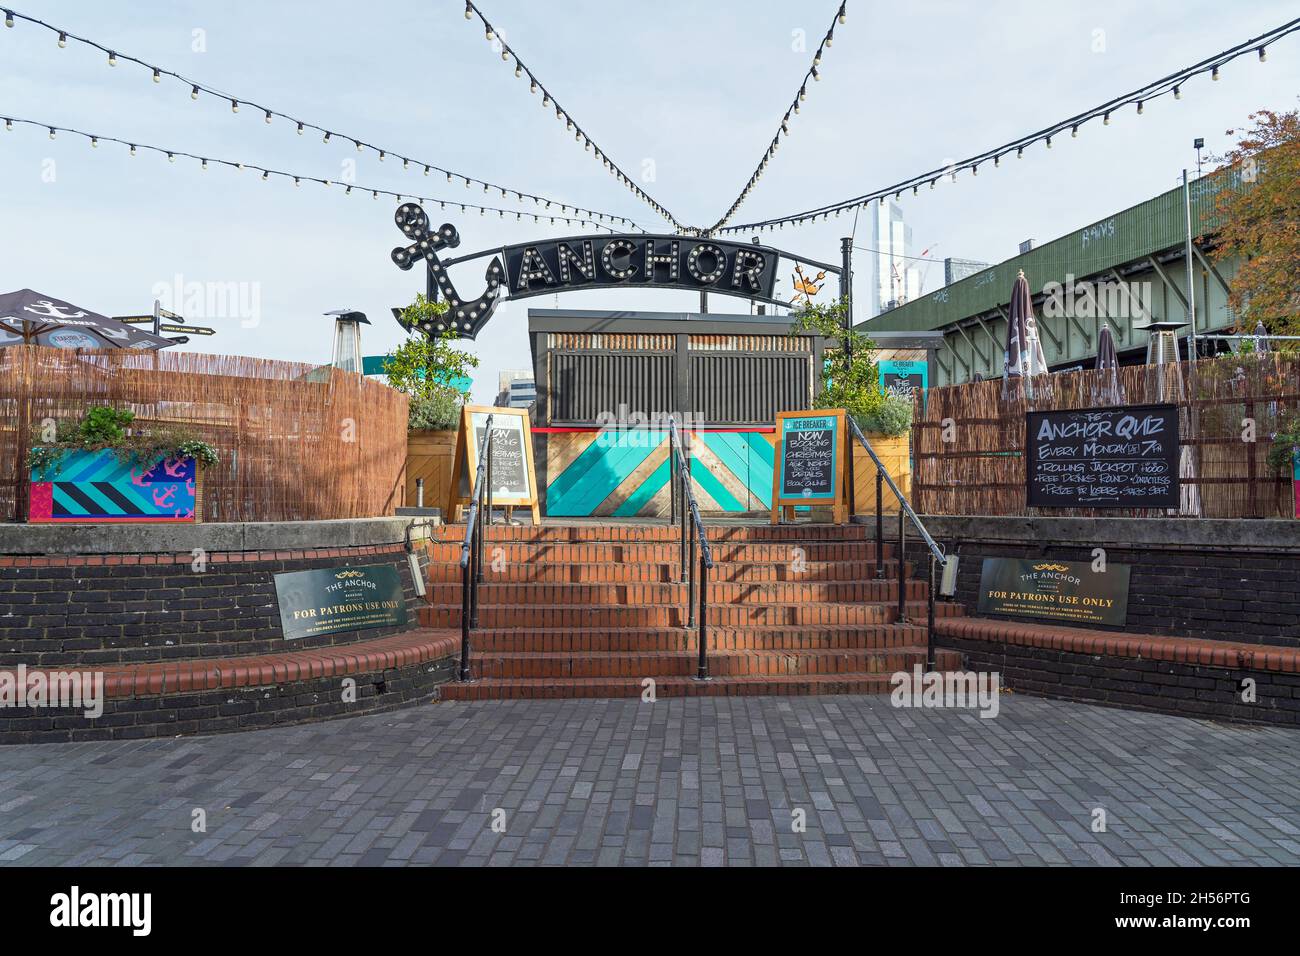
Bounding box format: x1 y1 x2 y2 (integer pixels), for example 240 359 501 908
23 300 86 320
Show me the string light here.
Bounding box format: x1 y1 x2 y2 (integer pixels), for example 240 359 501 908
705 2 847 234
717 15 1300 234
0 7 633 228
463 1 683 231
0 113 645 232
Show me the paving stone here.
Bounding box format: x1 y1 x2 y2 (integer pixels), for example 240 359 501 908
3 695 1298 867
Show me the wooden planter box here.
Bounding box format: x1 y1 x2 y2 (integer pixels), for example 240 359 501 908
852 433 912 515
28 449 204 523
405 429 457 510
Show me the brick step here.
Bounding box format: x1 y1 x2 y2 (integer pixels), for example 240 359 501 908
440 673 914 700
420 600 959 630
427 524 878 544
425 580 932 607
471 623 931 653
467 646 961 679
424 541 895 564
424 559 907 584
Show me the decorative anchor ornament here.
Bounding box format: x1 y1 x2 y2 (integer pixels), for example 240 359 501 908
390 203 505 340
23 300 87 320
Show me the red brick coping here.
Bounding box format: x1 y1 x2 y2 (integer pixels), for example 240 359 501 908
4 629 459 699
0 543 405 568
936 618 1300 675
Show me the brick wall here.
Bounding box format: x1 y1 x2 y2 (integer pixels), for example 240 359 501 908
923 541 1300 649
947 635 1300 727
0 545 432 666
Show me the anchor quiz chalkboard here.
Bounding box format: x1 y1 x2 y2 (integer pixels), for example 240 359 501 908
1025 404 1180 509
772 409 848 524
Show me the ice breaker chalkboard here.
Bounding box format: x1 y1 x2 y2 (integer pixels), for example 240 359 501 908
274 564 407 640
771 409 848 524
879 359 928 410
977 557 1131 627
1025 403 1180 509
447 405 540 523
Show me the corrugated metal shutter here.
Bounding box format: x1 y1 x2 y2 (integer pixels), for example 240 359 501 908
549 351 675 423
690 353 810 424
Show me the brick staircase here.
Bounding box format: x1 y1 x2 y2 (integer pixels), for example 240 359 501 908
421 523 964 699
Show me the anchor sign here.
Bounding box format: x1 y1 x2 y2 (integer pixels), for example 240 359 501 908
390 203 504 340
23 299 87 321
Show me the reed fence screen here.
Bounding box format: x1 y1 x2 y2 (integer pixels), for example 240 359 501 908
1 346 409 522
914 352 1298 518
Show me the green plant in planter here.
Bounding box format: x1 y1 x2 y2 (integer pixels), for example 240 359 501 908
1267 415 1300 473
790 298 888 423
28 406 219 475
384 296 479 431
77 405 135 446
855 391 914 438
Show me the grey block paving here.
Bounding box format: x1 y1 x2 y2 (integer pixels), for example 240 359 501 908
0 695 1298 866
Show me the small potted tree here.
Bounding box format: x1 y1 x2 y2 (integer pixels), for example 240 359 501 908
27 406 218 523
791 300 914 515
383 295 480 511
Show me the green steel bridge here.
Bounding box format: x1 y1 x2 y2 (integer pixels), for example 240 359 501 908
858 169 1248 385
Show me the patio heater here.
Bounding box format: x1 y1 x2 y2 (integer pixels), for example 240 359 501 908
1141 319 1201 516
325 309 369 374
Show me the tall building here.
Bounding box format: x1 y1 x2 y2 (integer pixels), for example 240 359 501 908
868 201 923 316
495 369 536 409
944 257 990 286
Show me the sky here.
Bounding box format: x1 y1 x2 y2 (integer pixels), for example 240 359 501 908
1 0 1297 402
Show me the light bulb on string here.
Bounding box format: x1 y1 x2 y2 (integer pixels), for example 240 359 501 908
153 69 161 83
58 32 66 47
108 51 116 66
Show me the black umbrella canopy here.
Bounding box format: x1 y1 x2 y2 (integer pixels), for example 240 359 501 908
1001 270 1048 400
1091 323 1126 405
0 288 173 350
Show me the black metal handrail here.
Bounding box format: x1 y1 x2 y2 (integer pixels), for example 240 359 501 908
667 417 713 680
847 417 946 670
458 414 494 682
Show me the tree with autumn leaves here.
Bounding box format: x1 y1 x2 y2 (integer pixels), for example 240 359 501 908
1210 107 1300 335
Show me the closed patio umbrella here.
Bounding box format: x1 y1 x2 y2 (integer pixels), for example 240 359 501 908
1001 270 1049 401
0 289 173 350
1091 323 1125 406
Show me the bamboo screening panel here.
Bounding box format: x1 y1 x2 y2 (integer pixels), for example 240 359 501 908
0 346 409 522
915 352 1298 518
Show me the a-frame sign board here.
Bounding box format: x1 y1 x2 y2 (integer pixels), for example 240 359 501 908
447 405 541 525
771 409 849 525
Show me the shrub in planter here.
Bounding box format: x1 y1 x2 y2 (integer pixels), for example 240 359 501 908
855 392 914 438
27 405 218 523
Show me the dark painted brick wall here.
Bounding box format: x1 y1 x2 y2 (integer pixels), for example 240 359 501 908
0 546 431 665
908 540 1300 649
948 636 1300 727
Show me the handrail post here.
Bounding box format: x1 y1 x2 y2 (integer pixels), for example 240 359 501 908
875 470 885 579
927 552 937 671
696 550 709 679
459 556 472 681
896 506 907 624
687 508 697 628
485 430 493 528
679 466 689 584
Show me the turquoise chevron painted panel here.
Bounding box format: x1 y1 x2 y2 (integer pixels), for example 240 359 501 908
546 429 777 517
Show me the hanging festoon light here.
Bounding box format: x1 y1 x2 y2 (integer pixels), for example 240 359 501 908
0 113 635 233
704 1 849 234
715 15 1300 235
462 1 685 231
0 9 633 230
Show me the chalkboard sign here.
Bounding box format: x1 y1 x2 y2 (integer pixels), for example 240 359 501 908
771 409 848 524
470 411 531 499
448 405 540 523
879 359 928 410
1025 403 1180 509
